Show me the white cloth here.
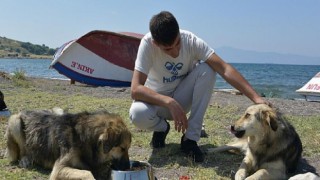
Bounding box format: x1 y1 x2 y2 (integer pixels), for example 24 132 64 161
134 29 214 94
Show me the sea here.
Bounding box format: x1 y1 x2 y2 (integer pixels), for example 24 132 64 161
0 58 319 100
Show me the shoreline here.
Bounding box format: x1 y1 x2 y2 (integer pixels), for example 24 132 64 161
0 60 314 100
0 69 309 101
1 74 319 116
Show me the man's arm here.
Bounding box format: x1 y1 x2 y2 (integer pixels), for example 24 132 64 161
131 70 188 132
206 53 268 104
131 70 168 106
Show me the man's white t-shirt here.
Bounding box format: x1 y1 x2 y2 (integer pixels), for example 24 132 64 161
135 29 214 93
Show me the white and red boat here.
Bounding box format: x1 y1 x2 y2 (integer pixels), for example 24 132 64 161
50 30 143 87
296 72 320 102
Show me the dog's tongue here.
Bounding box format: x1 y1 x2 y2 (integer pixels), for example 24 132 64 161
230 125 245 138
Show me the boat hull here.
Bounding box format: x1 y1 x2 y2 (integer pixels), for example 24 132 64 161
50 30 143 87
296 72 320 102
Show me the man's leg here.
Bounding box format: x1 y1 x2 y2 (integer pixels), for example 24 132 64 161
129 101 171 148
173 63 216 162
174 63 216 141
130 101 168 131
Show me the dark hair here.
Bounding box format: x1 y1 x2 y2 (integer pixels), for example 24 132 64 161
149 11 179 46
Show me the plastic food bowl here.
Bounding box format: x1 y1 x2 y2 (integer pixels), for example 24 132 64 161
111 160 154 180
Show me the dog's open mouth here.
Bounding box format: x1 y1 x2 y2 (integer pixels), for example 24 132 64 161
230 125 245 138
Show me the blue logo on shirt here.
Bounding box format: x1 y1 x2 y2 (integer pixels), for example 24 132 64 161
165 62 183 75
163 62 186 83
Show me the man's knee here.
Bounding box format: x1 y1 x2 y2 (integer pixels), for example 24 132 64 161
195 63 216 88
130 104 143 124
129 102 154 129
199 63 216 78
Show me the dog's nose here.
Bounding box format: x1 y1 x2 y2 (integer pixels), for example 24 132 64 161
112 156 130 170
231 125 235 131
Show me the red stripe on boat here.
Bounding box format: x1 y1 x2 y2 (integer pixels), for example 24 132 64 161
76 30 142 71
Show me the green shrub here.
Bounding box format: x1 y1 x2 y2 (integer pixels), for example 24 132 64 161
12 68 26 80
12 69 30 87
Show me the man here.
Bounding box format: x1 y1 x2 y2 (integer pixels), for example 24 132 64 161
129 11 267 162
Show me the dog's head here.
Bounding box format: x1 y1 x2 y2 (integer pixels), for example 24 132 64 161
95 113 132 171
231 104 278 138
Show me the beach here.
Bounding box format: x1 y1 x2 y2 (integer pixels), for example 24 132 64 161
0 74 319 179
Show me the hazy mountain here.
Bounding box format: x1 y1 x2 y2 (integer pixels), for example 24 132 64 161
215 47 320 65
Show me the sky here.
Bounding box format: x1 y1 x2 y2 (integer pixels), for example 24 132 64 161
1 0 320 62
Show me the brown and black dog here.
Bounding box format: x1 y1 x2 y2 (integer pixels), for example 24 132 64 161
6 109 132 180
210 104 302 180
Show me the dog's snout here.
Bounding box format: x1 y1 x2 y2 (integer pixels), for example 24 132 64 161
231 125 235 132
112 156 130 170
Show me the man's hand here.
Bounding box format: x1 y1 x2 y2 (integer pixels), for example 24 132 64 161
253 96 272 106
167 98 188 133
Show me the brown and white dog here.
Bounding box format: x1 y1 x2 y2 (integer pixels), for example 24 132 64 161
210 104 302 180
5 108 132 180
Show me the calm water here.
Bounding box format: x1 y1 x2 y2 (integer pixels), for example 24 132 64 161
1 58 319 99
0 58 65 80
216 63 320 99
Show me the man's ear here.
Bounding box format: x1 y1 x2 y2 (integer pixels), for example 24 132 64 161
152 39 160 47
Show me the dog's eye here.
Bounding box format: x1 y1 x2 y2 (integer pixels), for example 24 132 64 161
120 147 126 152
245 113 250 118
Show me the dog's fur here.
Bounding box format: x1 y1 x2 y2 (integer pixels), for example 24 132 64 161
209 104 302 180
0 90 7 110
5 108 132 180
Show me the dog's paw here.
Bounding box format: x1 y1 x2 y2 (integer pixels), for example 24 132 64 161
79 171 96 180
19 156 32 168
2 149 8 158
235 169 246 180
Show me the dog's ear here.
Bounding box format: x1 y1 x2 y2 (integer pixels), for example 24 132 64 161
98 129 121 153
0 90 7 110
0 90 3 100
0 99 6 110
98 133 110 153
261 109 278 131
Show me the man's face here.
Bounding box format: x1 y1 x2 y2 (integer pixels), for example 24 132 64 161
154 34 181 58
